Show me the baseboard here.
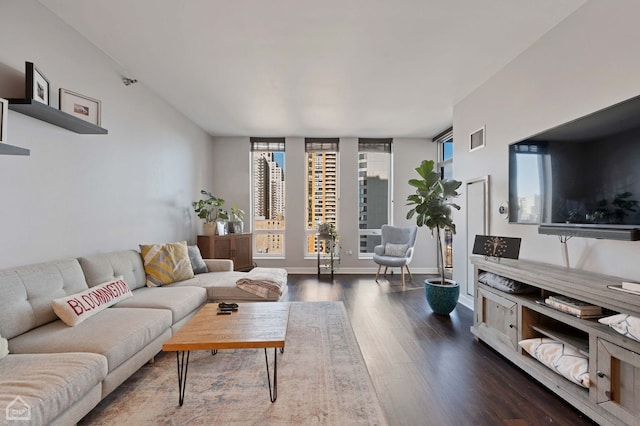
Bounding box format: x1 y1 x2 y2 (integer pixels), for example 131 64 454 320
283 267 440 274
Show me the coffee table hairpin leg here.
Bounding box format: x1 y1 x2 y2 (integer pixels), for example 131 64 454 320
264 348 278 402
176 351 190 406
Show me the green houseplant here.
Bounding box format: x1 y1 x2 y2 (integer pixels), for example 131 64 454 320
228 204 246 233
406 159 462 314
192 190 229 235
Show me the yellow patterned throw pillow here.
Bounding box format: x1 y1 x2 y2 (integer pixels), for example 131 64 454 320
140 241 194 287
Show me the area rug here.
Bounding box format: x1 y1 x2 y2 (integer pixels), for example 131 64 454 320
79 301 387 425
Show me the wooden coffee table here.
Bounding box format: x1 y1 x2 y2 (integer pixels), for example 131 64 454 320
162 302 290 406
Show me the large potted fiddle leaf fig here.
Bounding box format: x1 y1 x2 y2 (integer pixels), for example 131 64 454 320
407 160 462 315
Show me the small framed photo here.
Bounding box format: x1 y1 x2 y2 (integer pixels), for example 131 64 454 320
469 126 485 152
0 98 7 143
25 62 50 105
59 88 102 126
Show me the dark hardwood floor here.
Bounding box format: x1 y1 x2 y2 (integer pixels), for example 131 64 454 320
283 273 596 426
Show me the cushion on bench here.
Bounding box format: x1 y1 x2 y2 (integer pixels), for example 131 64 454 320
8 308 171 373
0 352 107 426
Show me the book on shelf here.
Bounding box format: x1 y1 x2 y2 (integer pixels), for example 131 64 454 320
536 300 604 319
607 284 640 295
544 297 602 316
622 281 640 292
546 295 602 313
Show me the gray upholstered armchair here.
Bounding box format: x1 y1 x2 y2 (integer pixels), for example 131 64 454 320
373 225 418 286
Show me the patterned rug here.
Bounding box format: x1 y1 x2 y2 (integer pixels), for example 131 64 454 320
79 302 387 425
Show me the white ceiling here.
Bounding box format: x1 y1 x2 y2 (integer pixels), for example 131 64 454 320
39 0 585 138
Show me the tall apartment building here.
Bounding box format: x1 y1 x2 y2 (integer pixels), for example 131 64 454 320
358 152 389 253
253 152 285 220
253 152 286 255
306 152 338 253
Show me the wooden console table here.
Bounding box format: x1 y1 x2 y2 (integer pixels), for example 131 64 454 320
197 233 253 271
471 257 640 426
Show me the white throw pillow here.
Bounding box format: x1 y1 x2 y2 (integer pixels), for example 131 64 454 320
0 333 8 360
52 277 133 327
598 314 640 342
384 243 409 257
518 338 590 388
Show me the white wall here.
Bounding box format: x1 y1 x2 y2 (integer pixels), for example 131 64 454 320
453 0 640 306
211 136 438 272
0 1 215 268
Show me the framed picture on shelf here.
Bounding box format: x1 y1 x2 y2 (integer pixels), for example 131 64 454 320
469 126 485 151
25 62 50 105
0 98 7 143
59 88 102 126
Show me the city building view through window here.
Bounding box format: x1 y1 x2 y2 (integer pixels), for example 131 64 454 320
305 139 339 255
358 140 391 255
252 139 285 256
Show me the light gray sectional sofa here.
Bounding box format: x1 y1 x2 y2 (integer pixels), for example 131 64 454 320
0 249 287 426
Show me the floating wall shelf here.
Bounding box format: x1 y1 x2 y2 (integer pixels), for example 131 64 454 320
0 143 30 156
8 98 108 134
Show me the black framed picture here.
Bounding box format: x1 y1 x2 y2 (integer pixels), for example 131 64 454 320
25 62 49 105
472 235 521 259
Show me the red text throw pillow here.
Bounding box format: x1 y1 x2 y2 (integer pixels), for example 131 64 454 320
52 277 133 326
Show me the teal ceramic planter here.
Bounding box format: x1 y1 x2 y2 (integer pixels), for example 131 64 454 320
424 279 460 315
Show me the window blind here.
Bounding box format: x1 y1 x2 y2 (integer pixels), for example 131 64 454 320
358 138 392 153
433 127 453 144
305 138 339 152
250 137 285 152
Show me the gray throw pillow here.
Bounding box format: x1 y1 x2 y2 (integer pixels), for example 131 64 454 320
384 243 409 257
188 245 208 274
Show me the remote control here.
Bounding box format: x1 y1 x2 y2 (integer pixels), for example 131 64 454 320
217 311 232 315
218 302 239 309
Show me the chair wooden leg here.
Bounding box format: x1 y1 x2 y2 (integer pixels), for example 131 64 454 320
384 266 388 276
406 265 413 281
375 264 382 282
401 267 405 287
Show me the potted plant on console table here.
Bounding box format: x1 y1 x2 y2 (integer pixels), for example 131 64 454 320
407 159 462 315
192 190 229 235
228 204 246 233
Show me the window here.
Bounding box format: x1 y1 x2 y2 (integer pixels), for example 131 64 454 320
251 138 285 257
434 128 453 268
305 138 339 255
358 138 392 256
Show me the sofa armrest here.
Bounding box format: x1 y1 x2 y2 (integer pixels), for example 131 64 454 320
373 244 385 256
203 259 234 272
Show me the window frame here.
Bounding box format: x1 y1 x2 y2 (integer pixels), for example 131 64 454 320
250 138 286 259
357 139 393 259
304 138 340 257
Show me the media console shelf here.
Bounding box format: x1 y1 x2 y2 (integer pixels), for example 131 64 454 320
8 98 108 134
471 256 640 426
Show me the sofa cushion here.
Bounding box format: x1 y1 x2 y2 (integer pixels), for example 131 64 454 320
79 250 147 291
52 278 133 326
112 286 206 324
0 352 107 426
0 333 8 360
188 245 208 274
173 271 286 301
139 241 194 286
8 308 171 373
0 258 89 339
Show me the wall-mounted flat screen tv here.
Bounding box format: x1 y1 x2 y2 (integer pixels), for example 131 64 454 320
509 94 640 230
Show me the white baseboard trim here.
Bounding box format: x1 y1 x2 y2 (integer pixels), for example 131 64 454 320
282 267 441 275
